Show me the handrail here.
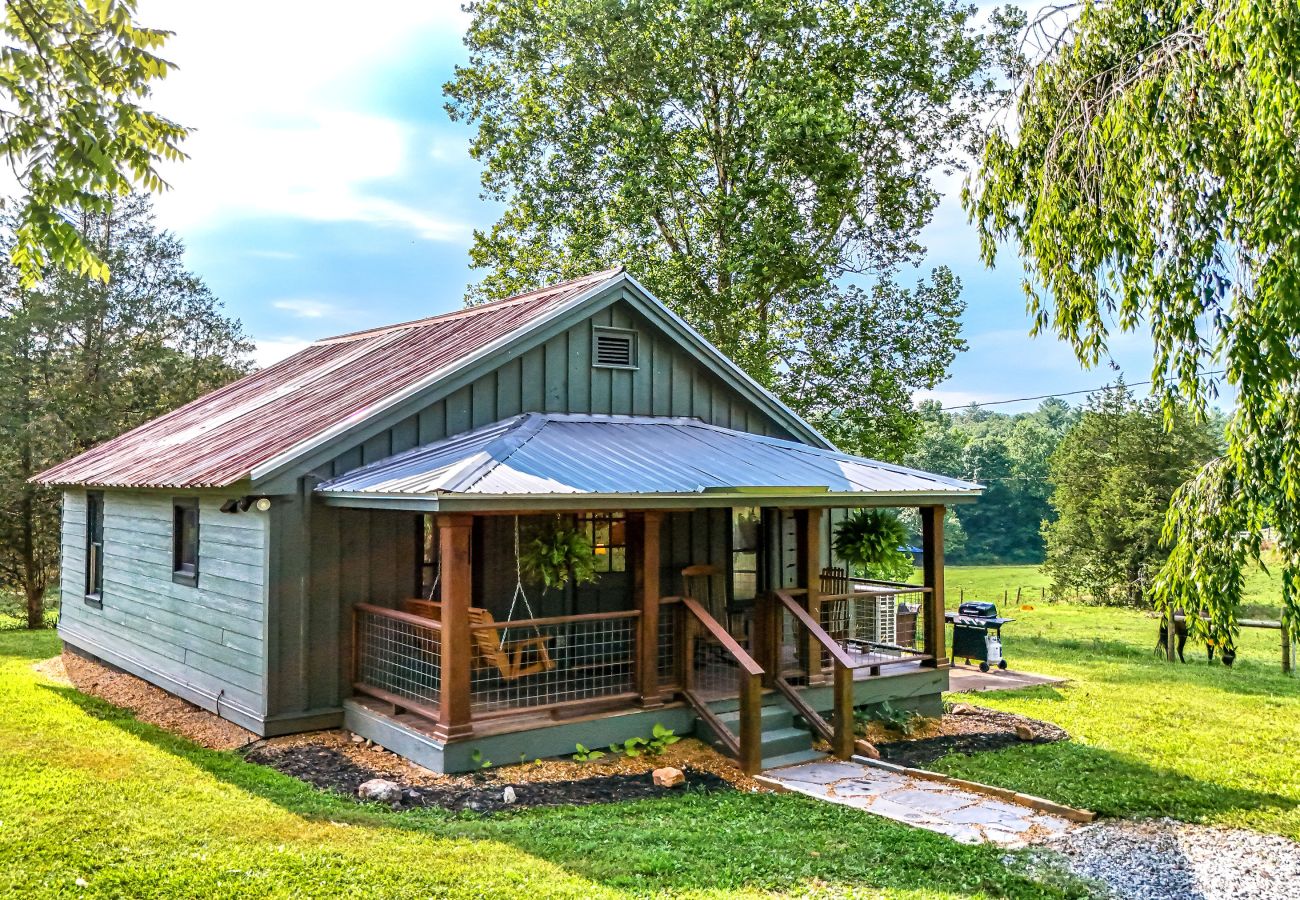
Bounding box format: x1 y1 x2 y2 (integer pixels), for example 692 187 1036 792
774 590 860 670
670 595 764 774
844 576 932 594
678 596 764 676
355 602 442 631
773 589 856 758
468 609 641 630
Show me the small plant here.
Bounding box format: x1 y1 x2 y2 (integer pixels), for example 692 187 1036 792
874 701 921 736
618 736 648 758
469 748 492 769
647 723 680 755
572 743 606 762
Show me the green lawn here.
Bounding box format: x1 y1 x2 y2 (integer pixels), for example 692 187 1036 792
929 601 1300 841
0 628 1086 899
2 574 1296 899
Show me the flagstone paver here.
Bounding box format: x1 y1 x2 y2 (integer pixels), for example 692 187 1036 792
763 758 1075 847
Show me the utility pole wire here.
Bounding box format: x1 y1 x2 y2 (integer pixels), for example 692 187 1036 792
938 370 1225 411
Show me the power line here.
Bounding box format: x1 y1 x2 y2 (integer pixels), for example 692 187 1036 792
940 370 1226 411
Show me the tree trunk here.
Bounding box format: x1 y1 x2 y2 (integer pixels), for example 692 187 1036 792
25 584 46 630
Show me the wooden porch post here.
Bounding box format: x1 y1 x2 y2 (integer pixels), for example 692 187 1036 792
631 510 664 707
434 513 473 740
796 508 824 684
921 505 948 668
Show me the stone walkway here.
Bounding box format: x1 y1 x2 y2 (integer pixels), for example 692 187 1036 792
947 664 1066 694
760 759 1074 847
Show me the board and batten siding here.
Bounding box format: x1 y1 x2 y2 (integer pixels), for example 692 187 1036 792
58 490 270 732
315 298 798 479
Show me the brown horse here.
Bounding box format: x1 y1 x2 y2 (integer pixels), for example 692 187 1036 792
1157 610 1236 666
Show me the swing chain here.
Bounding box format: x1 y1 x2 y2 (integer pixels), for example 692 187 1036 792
500 515 542 647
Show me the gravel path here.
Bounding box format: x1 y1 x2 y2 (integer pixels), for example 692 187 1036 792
1034 818 1300 899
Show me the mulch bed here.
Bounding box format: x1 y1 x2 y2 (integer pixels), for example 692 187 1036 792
869 705 1069 768
243 743 731 813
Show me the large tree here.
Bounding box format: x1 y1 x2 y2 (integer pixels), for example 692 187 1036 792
905 398 1076 563
445 0 1019 459
0 195 250 628
966 0 1300 640
1042 385 1222 606
0 1 187 284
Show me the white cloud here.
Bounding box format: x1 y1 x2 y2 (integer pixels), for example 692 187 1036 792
249 336 314 369
273 298 342 319
137 1 472 241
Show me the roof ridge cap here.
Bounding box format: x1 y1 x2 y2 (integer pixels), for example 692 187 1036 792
314 266 625 346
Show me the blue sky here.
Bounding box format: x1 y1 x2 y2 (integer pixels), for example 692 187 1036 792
139 1 1161 415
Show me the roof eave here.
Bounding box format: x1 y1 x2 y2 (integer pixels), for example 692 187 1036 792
316 488 982 512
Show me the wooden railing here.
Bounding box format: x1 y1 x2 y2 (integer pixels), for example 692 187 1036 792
772 590 858 758
668 595 765 774
352 602 444 722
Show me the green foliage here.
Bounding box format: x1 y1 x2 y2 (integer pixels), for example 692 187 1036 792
905 398 1077 563
833 510 912 581
1042 384 1222 608
648 723 680 755
571 742 606 763
520 518 599 591
445 0 1021 460
469 749 492 769
0 195 250 628
609 737 647 759
857 701 922 736
0 2 189 285
965 0 1300 635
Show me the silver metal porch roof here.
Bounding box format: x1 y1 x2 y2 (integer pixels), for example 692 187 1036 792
314 413 982 504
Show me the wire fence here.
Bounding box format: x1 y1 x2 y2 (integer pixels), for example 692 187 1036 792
469 612 640 715
658 600 680 690
354 604 442 711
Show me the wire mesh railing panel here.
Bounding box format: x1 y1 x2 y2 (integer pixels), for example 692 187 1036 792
355 606 441 710
690 629 743 701
657 602 679 689
469 614 639 715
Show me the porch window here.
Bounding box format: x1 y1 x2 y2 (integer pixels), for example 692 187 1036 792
416 514 439 599
85 492 104 607
731 506 761 602
172 498 200 587
579 512 625 573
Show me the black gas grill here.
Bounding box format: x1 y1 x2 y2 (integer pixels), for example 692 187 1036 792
945 601 1014 672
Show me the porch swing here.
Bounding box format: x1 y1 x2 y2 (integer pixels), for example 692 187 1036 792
402 517 555 682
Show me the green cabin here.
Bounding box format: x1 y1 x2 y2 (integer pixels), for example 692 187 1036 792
38 268 980 773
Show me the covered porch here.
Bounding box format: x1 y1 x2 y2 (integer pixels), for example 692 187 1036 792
317 414 977 773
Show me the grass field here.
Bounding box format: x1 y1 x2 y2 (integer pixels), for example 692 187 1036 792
941 563 1288 619
930 596 1300 842
0 628 1088 899
2 564 1297 898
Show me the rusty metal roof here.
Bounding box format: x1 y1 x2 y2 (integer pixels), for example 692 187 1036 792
315 413 983 502
35 268 626 488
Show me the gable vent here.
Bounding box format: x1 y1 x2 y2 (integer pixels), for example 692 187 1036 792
593 327 638 369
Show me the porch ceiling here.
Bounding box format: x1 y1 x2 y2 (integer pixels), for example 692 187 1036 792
313 413 981 511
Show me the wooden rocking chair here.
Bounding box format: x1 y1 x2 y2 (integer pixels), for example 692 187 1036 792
402 600 555 681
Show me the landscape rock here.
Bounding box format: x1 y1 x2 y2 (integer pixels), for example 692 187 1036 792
357 778 403 804
502 785 517 804
350 732 364 744
950 703 977 715
652 766 685 788
1015 725 1034 741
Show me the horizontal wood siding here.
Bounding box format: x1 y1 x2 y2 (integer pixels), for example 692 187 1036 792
320 299 796 480
58 490 269 720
